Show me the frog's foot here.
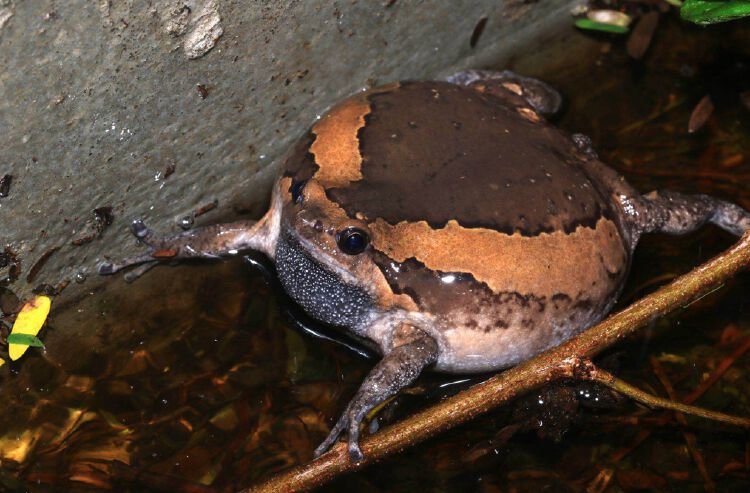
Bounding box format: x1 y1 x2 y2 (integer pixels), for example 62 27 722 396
313 324 438 462
628 190 750 244
98 216 276 281
445 69 562 117
97 254 157 277
97 220 166 277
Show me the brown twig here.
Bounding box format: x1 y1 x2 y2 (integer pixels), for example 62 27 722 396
586 467 615 493
243 232 750 493
609 334 750 463
685 335 750 404
651 357 717 493
585 365 750 429
589 416 674 427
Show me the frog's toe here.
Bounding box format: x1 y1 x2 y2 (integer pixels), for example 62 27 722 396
97 253 157 277
127 219 178 256
313 409 367 461
97 261 115 275
123 260 158 282
346 410 367 462
348 440 364 463
313 413 349 458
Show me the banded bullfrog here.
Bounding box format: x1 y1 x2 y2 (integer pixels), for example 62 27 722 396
99 70 750 461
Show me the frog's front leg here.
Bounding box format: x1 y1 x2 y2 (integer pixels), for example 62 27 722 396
97 219 264 276
446 69 562 117
98 185 282 280
630 190 750 243
314 322 439 462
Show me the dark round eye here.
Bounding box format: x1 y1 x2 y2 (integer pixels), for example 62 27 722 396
289 179 308 204
336 227 370 255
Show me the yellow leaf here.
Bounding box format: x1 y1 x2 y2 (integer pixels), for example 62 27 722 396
9 295 51 361
0 359 4 367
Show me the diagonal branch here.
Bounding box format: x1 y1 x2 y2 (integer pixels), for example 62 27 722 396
650 356 716 492
608 334 750 463
243 232 750 493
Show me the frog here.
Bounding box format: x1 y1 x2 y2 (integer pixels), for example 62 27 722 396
98 70 750 462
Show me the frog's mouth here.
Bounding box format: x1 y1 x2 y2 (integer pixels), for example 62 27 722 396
275 225 378 334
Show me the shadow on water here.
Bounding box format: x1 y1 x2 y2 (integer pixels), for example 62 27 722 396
1 11 750 493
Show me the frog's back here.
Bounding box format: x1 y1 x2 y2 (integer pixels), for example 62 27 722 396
333 82 616 233
285 81 631 372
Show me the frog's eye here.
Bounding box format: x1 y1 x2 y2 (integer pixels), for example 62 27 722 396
336 227 370 255
289 179 308 204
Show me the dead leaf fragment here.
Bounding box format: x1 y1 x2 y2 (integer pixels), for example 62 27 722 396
688 94 714 133
741 90 750 111
627 11 659 60
9 295 51 360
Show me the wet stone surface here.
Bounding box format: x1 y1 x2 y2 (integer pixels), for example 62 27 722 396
0 0 577 302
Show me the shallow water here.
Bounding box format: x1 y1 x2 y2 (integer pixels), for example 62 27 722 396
1 12 749 493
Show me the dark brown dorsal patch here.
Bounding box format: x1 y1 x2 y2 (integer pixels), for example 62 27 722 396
326 81 611 236
283 130 318 185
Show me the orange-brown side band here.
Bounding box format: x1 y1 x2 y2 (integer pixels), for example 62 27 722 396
368 217 628 299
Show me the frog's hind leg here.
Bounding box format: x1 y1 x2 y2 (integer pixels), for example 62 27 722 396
446 69 562 117
314 323 438 462
632 190 750 241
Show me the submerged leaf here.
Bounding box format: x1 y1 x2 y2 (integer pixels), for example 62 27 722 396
688 94 715 133
627 11 660 60
681 0 750 25
7 334 45 348
9 295 51 360
575 18 630 34
741 90 750 110
588 9 632 27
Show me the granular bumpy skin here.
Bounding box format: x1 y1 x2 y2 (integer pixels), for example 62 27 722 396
632 190 750 241
275 228 374 331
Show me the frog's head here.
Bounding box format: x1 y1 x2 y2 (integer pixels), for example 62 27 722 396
274 174 414 332
281 176 375 288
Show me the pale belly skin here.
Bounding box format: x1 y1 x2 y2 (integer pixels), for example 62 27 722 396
99 70 750 462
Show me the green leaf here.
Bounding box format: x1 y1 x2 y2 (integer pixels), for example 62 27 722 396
574 19 630 34
7 333 45 348
681 0 750 24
